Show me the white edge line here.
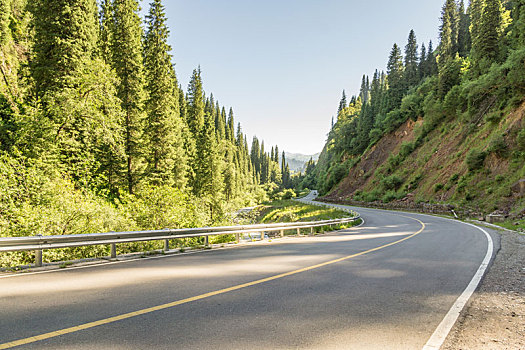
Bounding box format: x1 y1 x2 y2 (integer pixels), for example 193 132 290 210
422 222 493 350
318 200 494 350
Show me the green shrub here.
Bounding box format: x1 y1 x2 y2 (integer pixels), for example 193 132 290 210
488 136 508 157
434 183 444 192
381 175 403 191
465 149 487 171
517 128 525 152
399 141 416 159
382 191 397 203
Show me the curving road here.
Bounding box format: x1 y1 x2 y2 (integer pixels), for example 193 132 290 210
0 194 497 349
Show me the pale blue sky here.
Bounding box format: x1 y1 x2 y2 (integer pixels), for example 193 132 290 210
141 0 445 154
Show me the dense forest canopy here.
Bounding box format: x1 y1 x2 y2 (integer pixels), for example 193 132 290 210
303 0 525 206
0 0 295 266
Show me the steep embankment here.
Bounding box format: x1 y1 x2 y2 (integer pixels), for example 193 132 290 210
324 102 525 218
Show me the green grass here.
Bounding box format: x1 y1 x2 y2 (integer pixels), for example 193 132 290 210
258 200 352 223
256 200 361 234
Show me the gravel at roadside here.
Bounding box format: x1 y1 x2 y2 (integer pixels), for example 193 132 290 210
442 229 525 349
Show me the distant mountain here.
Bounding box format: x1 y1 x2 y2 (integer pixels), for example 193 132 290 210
285 152 320 173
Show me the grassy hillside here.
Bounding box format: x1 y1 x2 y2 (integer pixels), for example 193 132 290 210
311 1 525 220
324 102 525 217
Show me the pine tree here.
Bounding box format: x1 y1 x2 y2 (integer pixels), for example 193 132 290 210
457 0 471 57
386 43 405 110
0 0 11 45
469 0 485 61
338 90 347 115
30 0 98 95
227 108 235 142
510 0 525 47
359 75 370 104
478 0 506 63
512 0 525 47
30 0 125 193
439 0 459 60
251 136 261 177
111 0 146 194
404 29 419 88
214 101 225 140
187 67 205 137
427 41 439 76
99 0 113 62
194 117 222 215
419 43 428 78
143 0 186 188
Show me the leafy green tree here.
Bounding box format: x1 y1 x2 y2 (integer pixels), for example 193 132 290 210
111 0 146 194
143 0 187 188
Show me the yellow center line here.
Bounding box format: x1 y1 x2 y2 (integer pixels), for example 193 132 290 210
0 216 425 350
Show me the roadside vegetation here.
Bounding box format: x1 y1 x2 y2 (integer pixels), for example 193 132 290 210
257 200 361 234
0 0 299 267
293 0 525 221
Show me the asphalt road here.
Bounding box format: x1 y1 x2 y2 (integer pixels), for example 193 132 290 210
0 196 497 349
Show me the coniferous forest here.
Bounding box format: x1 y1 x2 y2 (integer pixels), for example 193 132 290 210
304 0 525 215
0 0 293 266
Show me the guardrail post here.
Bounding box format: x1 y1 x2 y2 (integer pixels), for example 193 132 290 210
310 227 314 236
296 228 301 236
35 249 42 267
260 231 265 241
164 239 170 252
204 235 209 247
110 243 116 259
280 229 284 237
236 233 240 243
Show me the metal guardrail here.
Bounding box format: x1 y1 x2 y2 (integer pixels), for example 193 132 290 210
0 207 359 267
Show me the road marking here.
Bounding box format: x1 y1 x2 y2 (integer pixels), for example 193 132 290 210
315 200 494 350
0 218 425 349
422 222 493 350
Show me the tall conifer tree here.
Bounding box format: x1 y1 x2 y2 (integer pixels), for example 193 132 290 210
111 0 146 194
187 67 205 136
457 0 471 57
404 29 419 88
143 0 186 188
386 43 405 110
439 0 459 60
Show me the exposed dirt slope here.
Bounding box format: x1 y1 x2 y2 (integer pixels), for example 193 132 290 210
324 102 525 217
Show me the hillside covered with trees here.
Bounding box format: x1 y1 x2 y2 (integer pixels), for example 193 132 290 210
310 0 525 217
0 0 294 266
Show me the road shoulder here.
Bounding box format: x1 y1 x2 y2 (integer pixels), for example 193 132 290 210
442 229 525 349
